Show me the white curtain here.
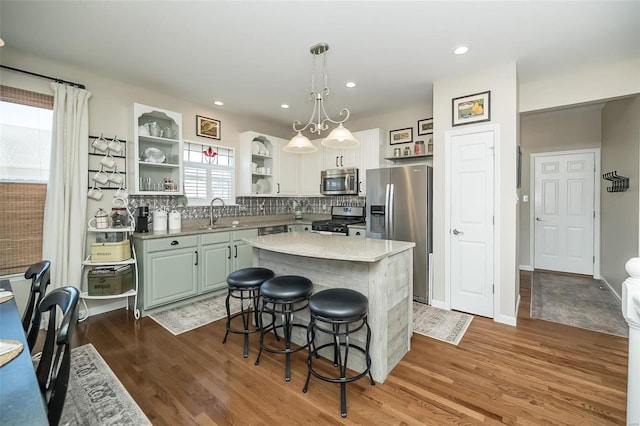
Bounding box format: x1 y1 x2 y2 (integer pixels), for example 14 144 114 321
42 83 91 291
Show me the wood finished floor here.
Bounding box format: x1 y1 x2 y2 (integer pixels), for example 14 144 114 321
73 271 628 425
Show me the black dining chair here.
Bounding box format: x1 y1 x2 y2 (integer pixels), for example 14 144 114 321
34 286 79 426
22 260 51 351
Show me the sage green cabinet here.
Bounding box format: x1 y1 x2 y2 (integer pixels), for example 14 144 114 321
200 229 257 294
200 232 232 293
136 228 259 313
135 235 198 309
231 229 257 271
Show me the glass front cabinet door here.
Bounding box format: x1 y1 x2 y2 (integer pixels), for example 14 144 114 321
129 103 184 195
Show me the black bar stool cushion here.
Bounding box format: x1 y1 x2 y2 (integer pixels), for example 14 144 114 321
309 288 368 319
227 267 275 288
261 275 313 300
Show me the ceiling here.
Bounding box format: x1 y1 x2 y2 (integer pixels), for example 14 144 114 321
1 1 638 129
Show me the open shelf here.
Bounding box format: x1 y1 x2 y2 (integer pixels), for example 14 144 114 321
80 289 137 300
384 154 433 161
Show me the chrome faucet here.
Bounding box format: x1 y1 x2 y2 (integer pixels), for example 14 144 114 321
209 197 225 226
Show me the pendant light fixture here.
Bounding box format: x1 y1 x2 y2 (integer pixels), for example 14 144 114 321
283 42 359 153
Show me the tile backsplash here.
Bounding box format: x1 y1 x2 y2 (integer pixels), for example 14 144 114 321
128 195 365 219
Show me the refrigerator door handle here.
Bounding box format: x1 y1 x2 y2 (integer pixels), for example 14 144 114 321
384 183 391 239
388 183 395 240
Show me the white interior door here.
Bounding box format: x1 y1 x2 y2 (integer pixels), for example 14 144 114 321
534 152 595 274
450 130 495 318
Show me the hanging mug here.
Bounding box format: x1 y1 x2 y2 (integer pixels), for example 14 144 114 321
91 135 108 152
108 171 123 185
108 138 122 153
87 186 103 201
100 154 116 169
93 169 109 185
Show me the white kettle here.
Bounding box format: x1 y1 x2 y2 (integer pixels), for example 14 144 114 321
152 208 168 232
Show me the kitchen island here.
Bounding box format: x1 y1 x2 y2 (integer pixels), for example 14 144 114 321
245 232 415 383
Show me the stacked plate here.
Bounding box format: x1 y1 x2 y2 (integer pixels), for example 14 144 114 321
256 179 271 194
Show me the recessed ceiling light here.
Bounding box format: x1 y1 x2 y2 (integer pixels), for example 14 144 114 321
280 104 290 109
213 100 224 106
0 38 5 47
453 46 469 55
345 82 357 88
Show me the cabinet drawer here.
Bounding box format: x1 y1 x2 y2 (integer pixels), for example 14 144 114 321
201 231 231 246
233 228 258 240
145 235 198 252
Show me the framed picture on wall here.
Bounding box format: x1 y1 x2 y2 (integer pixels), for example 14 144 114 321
452 91 491 126
417 118 433 135
389 127 413 145
196 115 221 140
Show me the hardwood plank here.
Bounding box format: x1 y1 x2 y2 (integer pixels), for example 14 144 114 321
72 272 628 424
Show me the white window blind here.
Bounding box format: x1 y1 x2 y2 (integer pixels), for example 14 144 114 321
183 141 235 204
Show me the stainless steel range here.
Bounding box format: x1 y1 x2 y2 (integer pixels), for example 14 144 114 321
311 206 365 235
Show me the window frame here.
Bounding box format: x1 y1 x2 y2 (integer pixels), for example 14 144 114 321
182 139 236 206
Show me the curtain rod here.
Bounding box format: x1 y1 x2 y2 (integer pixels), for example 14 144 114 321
0 64 86 89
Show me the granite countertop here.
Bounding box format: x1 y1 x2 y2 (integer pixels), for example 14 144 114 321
244 232 414 262
131 215 324 240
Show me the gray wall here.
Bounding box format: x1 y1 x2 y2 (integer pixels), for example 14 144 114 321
519 105 603 268
600 95 640 297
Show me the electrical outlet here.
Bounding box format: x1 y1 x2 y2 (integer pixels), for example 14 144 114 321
523 195 529 202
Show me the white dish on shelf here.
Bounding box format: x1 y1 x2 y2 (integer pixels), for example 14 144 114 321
144 147 165 163
256 178 271 194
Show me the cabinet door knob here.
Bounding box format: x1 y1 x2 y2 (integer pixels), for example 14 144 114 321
277 183 280 194
227 246 231 259
194 250 198 266
356 231 361 235
171 240 179 246
234 245 238 258
340 155 343 167
335 156 339 167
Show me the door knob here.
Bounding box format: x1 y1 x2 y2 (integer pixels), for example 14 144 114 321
536 217 545 222
452 229 463 235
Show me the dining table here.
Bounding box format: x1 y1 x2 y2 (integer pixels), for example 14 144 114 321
0 279 48 425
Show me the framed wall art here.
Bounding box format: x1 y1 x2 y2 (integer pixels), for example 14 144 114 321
417 118 433 136
196 115 221 140
389 127 413 145
452 91 491 126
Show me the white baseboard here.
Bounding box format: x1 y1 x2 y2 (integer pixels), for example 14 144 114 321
519 265 533 271
495 314 517 326
600 277 622 303
430 299 448 310
495 296 519 327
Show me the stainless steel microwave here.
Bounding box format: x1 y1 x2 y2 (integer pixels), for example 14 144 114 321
320 168 359 195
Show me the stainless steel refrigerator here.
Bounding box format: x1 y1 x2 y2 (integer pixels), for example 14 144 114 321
366 165 433 303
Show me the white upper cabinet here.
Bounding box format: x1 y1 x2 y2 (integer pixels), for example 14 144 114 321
322 144 361 170
298 139 322 196
274 139 298 196
129 103 183 195
353 128 384 195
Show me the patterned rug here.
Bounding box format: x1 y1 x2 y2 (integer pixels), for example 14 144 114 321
531 271 628 337
412 302 473 345
62 344 150 425
150 293 240 335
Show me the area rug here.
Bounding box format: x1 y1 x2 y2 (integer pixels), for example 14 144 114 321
412 302 473 345
61 344 150 425
150 293 240 336
531 271 628 337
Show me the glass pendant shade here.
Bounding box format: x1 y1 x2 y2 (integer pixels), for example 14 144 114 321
283 132 318 153
321 124 359 148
